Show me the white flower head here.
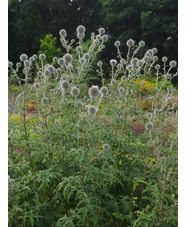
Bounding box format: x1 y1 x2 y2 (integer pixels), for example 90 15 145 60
88 85 100 99
88 105 97 115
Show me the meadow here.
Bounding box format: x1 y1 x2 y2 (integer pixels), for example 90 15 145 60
8 26 178 227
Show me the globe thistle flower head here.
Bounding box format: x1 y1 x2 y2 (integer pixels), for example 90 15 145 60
137 60 144 68
61 80 69 90
44 69 51 76
76 46 83 52
29 57 34 63
145 122 153 131
144 56 149 63
88 105 97 115
77 25 86 34
8 61 13 68
120 58 126 65
10 179 15 184
83 53 90 61
114 40 121 47
63 54 73 64
77 101 83 109
110 59 117 66
152 48 158 54
167 86 173 93
8 175 10 183
99 27 105 34
53 57 57 62
39 54 46 61
16 62 22 68
71 87 80 97
153 56 158 62
165 74 171 80
97 61 103 67
147 113 153 119
101 35 108 42
79 58 85 64
20 54 28 62
118 87 125 94
169 60 177 68
34 83 40 89
41 97 49 105
89 85 100 99
126 39 135 47
59 29 67 38
103 143 110 151
155 64 160 70
81 115 87 121
131 58 139 67
111 79 116 85
56 68 62 74
47 65 55 74
139 40 145 47
127 65 133 71
37 71 43 77
77 33 85 40
33 54 37 60
100 86 108 96
162 56 168 62
24 60 29 67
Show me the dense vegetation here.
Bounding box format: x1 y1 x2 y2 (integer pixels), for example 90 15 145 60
8 26 178 226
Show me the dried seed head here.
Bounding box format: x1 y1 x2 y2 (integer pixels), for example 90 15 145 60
101 35 108 42
139 40 145 47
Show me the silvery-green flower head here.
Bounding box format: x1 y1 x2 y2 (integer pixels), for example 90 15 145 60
137 60 144 68
131 58 139 67
83 53 90 61
147 113 153 119
101 35 108 42
162 56 168 62
53 57 57 62
37 71 43 77
103 143 110 151
29 57 34 63
127 65 133 71
47 65 55 74
59 29 67 38
100 86 108 96
167 86 173 92
145 122 153 131
77 25 86 34
126 39 135 47
165 74 171 80
152 48 158 54
118 87 125 94
79 58 85 64
61 80 69 90
20 54 28 62
34 83 40 89
39 54 46 61
155 64 160 70
99 27 105 34
24 60 29 67
111 79 116 85
153 56 158 62
56 68 62 74
88 105 97 115
81 115 87 121
77 101 83 109
63 54 73 64
44 69 51 76
139 40 145 47
41 97 49 105
120 58 126 65
33 54 37 60
8 61 13 68
169 60 177 68
71 87 80 97
110 59 117 66
114 40 121 47
76 46 83 52
16 62 22 68
97 61 103 67
88 85 100 99
143 56 149 63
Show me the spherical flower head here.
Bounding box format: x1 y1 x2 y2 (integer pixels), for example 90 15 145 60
131 58 139 67
111 79 116 85
89 85 100 99
147 113 153 119
10 179 15 184
24 60 29 67
169 60 177 68
120 58 126 65
79 58 85 64
153 56 158 62
37 71 43 77
152 48 158 54
88 105 97 115
137 60 144 68
63 54 73 64
58 58 65 66
83 53 90 61
71 87 80 97
29 57 34 62
56 68 62 74
110 59 117 66
114 40 121 47
44 69 51 76
143 56 149 62
126 39 135 47
98 27 105 34
77 101 83 109
34 83 40 89
103 143 110 151
145 122 153 131
76 46 83 52
101 35 108 42
59 29 67 38
118 87 125 94
61 80 69 90
155 64 160 70
20 54 28 62
16 62 22 68
97 61 103 67
77 32 85 40
53 57 57 62
47 65 55 74
77 25 86 34
100 86 108 96
8 61 13 68
127 65 132 71
165 74 171 80
33 54 37 60
154 109 159 116
41 97 49 105
162 56 168 62
39 53 46 61
139 40 145 47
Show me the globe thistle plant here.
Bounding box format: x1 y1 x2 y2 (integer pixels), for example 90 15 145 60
139 40 145 47
145 122 154 131
83 53 90 61
98 27 105 34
